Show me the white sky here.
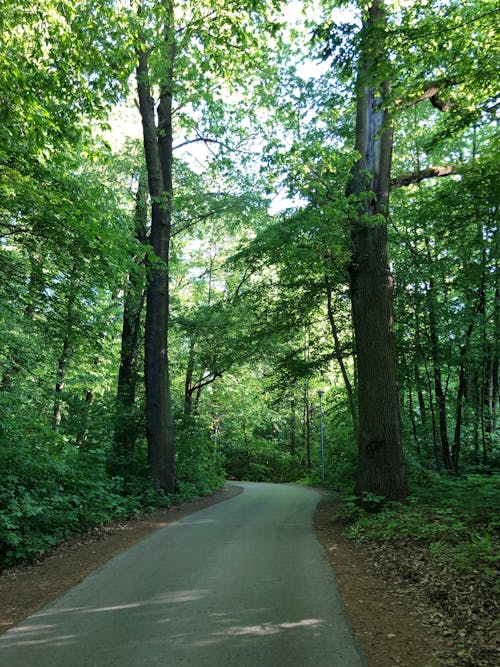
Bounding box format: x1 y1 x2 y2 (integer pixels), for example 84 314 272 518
106 0 350 214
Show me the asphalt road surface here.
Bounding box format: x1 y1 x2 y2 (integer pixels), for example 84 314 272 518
0 482 366 666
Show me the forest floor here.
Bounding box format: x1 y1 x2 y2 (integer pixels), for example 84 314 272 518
0 484 497 666
315 497 499 667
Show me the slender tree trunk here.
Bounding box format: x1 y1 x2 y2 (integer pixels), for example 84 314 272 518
243 423 251 476
425 273 452 470
77 357 100 447
452 251 486 472
347 1 407 500
113 173 147 461
325 276 359 441
472 370 480 465
290 397 296 455
303 382 312 470
423 363 440 470
407 377 420 453
488 227 499 457
183 339 196 417
136 0 176 493
53 337 71 430
415 366 427 426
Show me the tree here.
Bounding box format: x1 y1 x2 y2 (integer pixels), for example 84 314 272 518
341 1 408 499
133 0 284 492
112 171 148 466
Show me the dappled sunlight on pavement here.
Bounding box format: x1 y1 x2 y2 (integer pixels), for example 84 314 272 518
0 483 365 666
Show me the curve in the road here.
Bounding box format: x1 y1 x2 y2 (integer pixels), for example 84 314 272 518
0 482 366 666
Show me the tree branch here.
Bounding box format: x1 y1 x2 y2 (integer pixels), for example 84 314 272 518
190 371 222 395
391 165 459 188
172 137 221 151
397 79 458 111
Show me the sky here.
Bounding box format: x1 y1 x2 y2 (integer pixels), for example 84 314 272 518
106 0 351 214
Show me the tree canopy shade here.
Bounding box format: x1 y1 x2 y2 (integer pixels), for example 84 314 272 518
0 0 498 581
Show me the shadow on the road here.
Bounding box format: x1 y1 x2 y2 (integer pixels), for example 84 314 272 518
1 588 326 659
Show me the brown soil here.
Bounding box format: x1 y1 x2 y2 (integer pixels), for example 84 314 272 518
1 485 496 667
315 498 499 667
315 499 444 667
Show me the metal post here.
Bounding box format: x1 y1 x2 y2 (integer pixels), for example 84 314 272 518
318 390 325 485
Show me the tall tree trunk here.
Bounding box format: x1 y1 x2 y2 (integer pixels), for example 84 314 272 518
347 1 407 500
136 0 176 493
112 173 148 464
452 249 486 472
325 276 359 442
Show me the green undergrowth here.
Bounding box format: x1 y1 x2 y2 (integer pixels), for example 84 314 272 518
338 473 500 588
0 434 224 570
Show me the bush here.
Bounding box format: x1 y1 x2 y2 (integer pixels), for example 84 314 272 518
175 432 225 500
222 437 302 483
0 434 169 569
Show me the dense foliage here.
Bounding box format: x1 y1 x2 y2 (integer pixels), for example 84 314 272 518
0 0 498 573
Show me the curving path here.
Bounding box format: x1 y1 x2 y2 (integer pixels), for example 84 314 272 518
0 482 366 666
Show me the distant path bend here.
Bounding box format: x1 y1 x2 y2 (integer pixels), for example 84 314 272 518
0 482 366 666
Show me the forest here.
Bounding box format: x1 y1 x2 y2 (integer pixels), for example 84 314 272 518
0 0 498 629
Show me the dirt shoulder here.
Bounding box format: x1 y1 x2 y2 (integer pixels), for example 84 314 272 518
314 498 444 667
315 497 499 667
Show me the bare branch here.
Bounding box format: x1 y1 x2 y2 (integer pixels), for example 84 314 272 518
391 165 459 188
397 79 458 111
173 137 221 151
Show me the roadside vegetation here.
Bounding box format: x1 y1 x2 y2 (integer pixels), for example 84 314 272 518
326 472 499 667
1 0 497 613
339 473 499 587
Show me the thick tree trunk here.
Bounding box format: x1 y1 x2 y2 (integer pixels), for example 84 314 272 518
136 0 176 493
347 1 408 500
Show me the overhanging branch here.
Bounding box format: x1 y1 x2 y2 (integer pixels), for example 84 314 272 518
391 165 458 188
398 79 458 111
173 137 221 151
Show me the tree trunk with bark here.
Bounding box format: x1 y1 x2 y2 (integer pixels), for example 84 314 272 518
112 173 148 466
136 0 176 493
325 275 359 442
347 1 408 500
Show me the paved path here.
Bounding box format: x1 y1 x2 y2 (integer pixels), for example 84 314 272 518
0 482 366 666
